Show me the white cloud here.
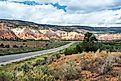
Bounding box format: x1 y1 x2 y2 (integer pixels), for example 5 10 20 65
0 1 65 22
0 0 121 27
7 0 120 12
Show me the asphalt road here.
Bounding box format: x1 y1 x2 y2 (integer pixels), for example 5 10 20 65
0 42 74 65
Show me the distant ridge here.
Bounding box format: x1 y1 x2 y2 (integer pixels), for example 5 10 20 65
0 19 121 41
0 19 121 33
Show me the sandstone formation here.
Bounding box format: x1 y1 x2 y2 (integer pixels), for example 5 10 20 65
0 23 17 40
0 20 121 41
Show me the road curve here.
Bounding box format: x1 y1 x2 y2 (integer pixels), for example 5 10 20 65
0 42 74 65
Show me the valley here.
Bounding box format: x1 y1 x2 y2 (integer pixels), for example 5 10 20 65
0 19 121 81
1 0 121 80
0 42 121 81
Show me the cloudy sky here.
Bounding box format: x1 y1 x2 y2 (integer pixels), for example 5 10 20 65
0 0 121 26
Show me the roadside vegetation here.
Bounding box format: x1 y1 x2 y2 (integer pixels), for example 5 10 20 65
64 32 121 55
0 49 121 81
0 32 121 81
0 40 69 56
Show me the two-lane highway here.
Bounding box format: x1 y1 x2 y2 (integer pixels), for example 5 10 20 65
0 42 74 65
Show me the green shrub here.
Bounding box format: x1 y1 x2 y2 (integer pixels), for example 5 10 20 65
64 46 78 55
21 63 30 75
40 66 54 76
33 58 47 67
0 43 4 48
13 45 18 48
47 52 61 64
5 44 10 48
52 52 61 59
0 71 13 81
82 32 99 52
50 52 61 60
26 73 56 81
53 61 81 80
82 42 99 52
76 44 83 53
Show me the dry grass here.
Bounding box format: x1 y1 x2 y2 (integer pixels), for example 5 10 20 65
0 50 121 81
49 51 121 81
49 54 81 69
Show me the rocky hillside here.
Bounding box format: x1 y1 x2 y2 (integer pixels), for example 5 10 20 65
0 23 18 40
0 19 121 40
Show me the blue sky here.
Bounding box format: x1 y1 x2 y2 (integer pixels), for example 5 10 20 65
0 0 121 26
